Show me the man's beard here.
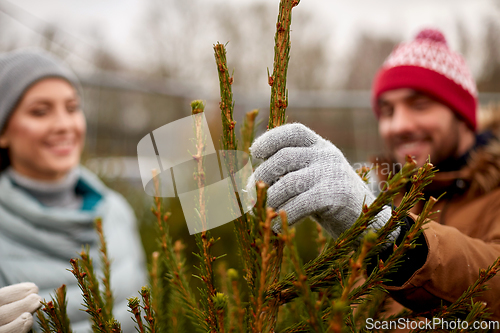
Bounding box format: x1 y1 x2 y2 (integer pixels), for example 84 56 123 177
386 119 462 170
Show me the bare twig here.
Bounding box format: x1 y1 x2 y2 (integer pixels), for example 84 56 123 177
268 0 300 129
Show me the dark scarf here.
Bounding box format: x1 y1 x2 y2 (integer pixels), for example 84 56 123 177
435 131 497 172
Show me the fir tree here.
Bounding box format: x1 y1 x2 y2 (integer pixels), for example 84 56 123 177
36 0 499 332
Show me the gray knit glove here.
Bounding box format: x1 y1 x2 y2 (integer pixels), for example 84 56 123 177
248 123 399 243
0 283 42 333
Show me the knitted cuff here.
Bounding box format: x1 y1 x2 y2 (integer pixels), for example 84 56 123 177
366 214 428 287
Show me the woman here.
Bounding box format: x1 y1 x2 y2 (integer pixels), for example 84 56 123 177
0 50 146 332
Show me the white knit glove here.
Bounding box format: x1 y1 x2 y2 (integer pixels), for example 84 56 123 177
0 283 42 333
248 123 399 243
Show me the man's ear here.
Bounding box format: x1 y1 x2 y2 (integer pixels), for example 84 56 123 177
455 115 476 155
459 117 475 135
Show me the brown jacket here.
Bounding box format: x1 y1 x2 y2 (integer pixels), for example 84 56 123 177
376 134 500 321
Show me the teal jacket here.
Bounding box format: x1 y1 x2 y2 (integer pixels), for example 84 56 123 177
0 167 147 332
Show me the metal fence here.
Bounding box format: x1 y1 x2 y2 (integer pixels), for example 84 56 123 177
79 71 500 180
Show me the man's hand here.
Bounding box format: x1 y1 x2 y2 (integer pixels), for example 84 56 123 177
0 283 42 333
248 123 398 243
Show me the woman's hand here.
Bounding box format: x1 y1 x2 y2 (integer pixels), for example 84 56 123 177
0 282 42 333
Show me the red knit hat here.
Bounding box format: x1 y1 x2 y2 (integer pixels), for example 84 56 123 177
372 28 478 131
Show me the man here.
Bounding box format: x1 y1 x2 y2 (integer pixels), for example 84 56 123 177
249 28 500 319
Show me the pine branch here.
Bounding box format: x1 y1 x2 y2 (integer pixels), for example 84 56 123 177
239 183 280 333
213 32 286 333
424 257 500 325
149 192 174 331
189 102 225 332
128 297 145 333
352 290 392 328
95 218 114 319
214 43 237 152
36 311 52 333
376 160 436 245
127 287 157 333
402 258 500 333
140 287 157 333
341 231 377 301
36 284 72 333
313 222 327 255
150 171 202 331
34 1 499 332
355 165 372 184
279 161 444 332
107 320 121 333
275 244 301 330
69 255 114 333
266 235 285 330
268 0 300 129
78 249 111 324
225 268 245 333
254 1 301 326
322 233 376 333
191 102 209 233
253 206 279 332
458 301 493 332
280 210 325 333
240 109 259 156
267 158 421 306
235 111 260 295
193 231 220 332
213 42 258 333
149 251 160 322
213 292 229 333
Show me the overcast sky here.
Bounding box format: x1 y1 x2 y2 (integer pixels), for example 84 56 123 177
1 0 498 81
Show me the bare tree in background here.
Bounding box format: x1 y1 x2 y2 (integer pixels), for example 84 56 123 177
87 27 123 71
138 0 334 91
477 18 500 92
343 34 397 90
287 10 331 90
456 20 471 60
139 0 210 80
212 2 275 91
38 25 69 60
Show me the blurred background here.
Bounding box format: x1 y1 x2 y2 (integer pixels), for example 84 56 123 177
2 0 499 279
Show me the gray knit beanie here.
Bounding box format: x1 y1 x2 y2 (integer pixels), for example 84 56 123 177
0 49 81 133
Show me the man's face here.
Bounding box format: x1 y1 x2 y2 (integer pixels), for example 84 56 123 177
377 88 471 168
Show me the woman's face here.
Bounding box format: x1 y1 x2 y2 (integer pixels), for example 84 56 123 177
0 78 86 181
